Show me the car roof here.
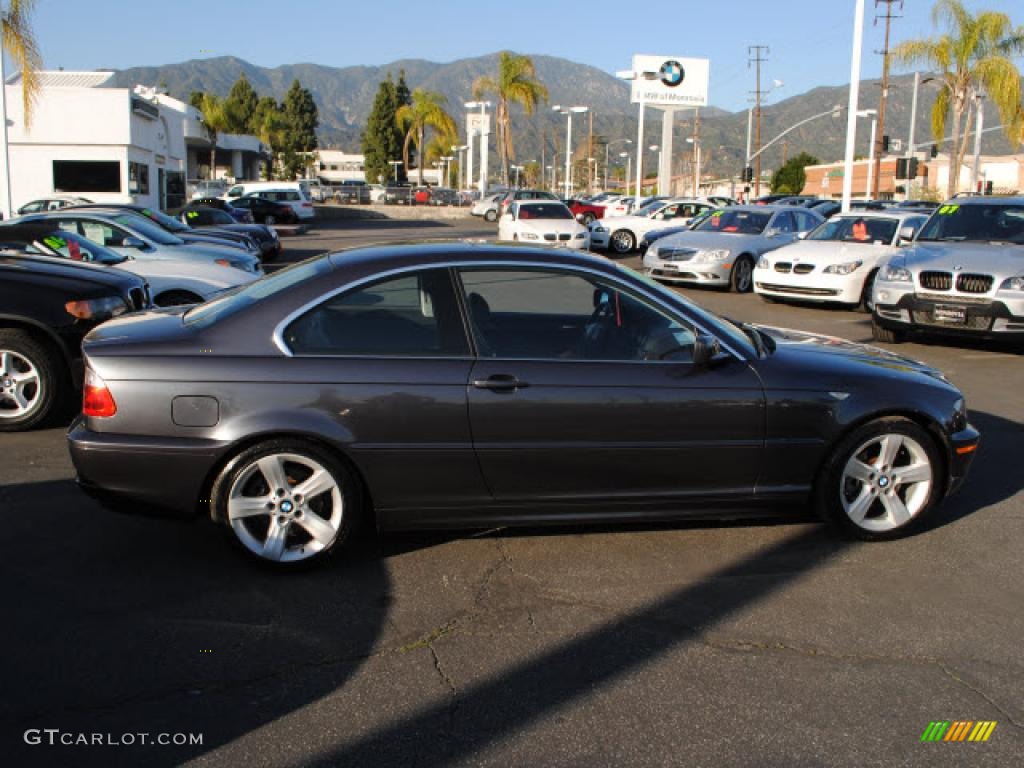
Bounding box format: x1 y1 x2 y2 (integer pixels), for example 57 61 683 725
940 195 1024 205
325 242 611 275
832 209 927 221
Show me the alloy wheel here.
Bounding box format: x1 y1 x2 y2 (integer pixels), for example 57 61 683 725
733 259 753 292
610 230 635 254
840 433 933 532
0 350 41 420
227 452 344 563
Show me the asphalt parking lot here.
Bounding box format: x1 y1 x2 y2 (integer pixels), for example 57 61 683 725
3 215 1022 767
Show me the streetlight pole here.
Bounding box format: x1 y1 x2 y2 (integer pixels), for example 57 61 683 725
841 0 867 213
553 105 587 198
858 110 878 199
617 68 658 212
603 139 631 190
620 152 631 198
464 101 491 195
971 92 984 192
649 145 661 194
388 160 402 184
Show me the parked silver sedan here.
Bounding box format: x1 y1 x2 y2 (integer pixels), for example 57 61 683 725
872 197 1024 343
642 205 824 292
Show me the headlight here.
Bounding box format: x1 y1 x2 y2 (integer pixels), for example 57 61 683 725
519 232 538 241
216 258 255 272
696 249 730 262
65 296 129 321
823 260 864 275
952 397 967 431
575 232 586 239
881 264 912 282
998 276 1024 292
757 257 769 269
592 226 607 233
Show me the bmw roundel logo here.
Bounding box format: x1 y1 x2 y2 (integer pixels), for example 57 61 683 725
660 60 685 88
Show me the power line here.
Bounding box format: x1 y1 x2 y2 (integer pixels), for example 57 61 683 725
872 0 902 197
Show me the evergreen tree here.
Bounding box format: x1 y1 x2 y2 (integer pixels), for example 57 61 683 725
282 79 319 178
361 74 402 184
770 152 819 195
224 75 259 134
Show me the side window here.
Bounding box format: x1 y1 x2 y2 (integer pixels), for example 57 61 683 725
285 269 469 357
459 269 696 362
655 204 679 220
226 186 243 198
22 201 42 213
772 212 796 233
285 191 300 201
792 211 813 232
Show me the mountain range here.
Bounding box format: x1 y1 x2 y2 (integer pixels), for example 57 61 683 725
110 54 1021 180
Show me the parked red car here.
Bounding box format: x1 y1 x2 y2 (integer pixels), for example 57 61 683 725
564 198 606 225
413 187 432 205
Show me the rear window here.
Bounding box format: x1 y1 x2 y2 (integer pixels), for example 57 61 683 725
184 256 332 329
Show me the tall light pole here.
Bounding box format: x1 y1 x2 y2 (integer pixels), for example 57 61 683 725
452 144 468 190
387 160 403 184
686 137 703 196
604 139 631 190
743 79 782 193
617 68 658 212
857 109 878 199
842 0 867 213
464 100 491 195
553 105 587 198
971 92 984 193
619 151 631 198
648 145 661 194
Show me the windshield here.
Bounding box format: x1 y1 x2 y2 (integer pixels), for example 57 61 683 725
615 263 755 356
916 203 1024 243
137 207 189 233
110 213 184 245
635 201 669 218
517 203 572 220
694 209 771 235
808 216 899 244
184 256 331 328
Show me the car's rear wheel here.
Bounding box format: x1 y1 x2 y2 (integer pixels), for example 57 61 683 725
0 330 64 432
730 255 755 293
154 290 203 307
212 439 358 567
484 209 498 223
816 418 941 541
610 230 635 254
871 318 905 343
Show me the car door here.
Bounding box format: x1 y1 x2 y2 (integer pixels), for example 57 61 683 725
458 266 765 505
281 267 487 517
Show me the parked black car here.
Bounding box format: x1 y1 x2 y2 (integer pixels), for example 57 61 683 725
67 244 978 567
179 205 281 258
221 195 297 225
190 197 255 224
0 251 149 431
67 203 261 256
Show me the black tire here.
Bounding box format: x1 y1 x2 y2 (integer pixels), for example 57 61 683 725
871 318 905 343
0 328 66 432
815 417 942 541
484 209 498 223
609 229 636 254
730 255 755 293
211 438 360 568
860 269 878 313
582 212 596 225
154 290 203 307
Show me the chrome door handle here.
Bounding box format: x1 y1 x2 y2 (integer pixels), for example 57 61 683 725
471 375 529 391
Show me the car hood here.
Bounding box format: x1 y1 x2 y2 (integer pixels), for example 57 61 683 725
653 230 764 252
519 219 585 235
767 238 896 264
117 259 258 289
890 241 1024 276
755 325 950 384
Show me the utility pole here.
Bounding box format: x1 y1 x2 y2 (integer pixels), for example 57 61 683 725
748 45 768 196
872 0 902 198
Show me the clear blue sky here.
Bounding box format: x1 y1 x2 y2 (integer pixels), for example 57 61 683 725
29 0 1024 112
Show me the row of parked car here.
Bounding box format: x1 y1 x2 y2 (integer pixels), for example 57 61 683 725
472 186 1024 349
0 199 288 431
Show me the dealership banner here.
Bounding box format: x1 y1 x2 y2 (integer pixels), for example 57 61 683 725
630 55 710 107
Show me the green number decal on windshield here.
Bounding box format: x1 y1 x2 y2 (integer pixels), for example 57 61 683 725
186 210 198 219
42 236 66 249
937 204 960 215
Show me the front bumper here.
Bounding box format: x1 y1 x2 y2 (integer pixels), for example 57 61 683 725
67 418 229 517
642 253 730 285
588 228 610 248
947 424 980 495
873 281 1024 336
754 267 865 304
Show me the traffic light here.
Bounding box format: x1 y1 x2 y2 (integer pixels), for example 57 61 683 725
742 166 754 183
930 144 939 158
896 157 919 179
985 180 994 196
881 134 890 152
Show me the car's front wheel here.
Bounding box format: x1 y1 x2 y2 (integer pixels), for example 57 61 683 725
871 318 905 343
730 255 754 293
609 229 636 254
816 418 941 541
484 209 498 223
582 212 596 225
211 439 358 567
0 330 65 432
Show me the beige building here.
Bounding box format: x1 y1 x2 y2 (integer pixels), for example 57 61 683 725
801 157 925 199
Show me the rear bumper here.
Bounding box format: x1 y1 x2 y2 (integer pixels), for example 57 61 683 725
947 424 980 495
67 418 228 517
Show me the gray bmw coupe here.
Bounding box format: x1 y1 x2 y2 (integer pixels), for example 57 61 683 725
68 244 979 566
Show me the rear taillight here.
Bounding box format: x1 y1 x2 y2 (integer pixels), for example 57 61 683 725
82 368 116 417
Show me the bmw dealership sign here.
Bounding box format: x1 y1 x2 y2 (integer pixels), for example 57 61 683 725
630 54 710 107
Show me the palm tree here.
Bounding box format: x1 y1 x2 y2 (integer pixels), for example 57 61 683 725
894 0 1024 198
2 0 42 124
473 52 550 186
395 89 457 186
198 93 230 180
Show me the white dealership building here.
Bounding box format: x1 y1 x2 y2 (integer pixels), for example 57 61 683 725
2 70 270 211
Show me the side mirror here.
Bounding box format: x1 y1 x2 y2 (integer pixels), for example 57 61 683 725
898 225 916 243
692 333 722 367
122 236 146 249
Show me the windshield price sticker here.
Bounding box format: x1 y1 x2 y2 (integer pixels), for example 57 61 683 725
937 204 960 215
42 236 67 250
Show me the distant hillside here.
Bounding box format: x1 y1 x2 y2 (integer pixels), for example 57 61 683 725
110 56 1022 179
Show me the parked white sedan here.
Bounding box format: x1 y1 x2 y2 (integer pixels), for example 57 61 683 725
754 211 930 309
498 201 590 249
590 198 715 254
